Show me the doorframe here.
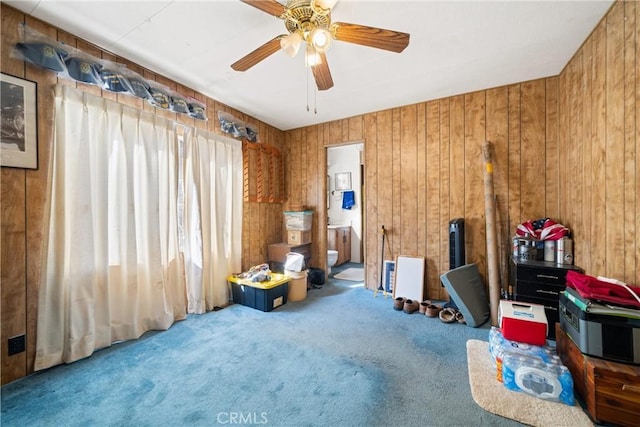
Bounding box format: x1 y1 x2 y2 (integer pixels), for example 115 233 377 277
324 140 365 270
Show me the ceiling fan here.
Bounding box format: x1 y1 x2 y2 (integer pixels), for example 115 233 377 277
231 0 410 91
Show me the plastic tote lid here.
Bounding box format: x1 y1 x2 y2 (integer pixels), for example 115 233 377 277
15 42 68 72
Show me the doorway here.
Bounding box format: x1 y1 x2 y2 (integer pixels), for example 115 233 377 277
326 142 364 275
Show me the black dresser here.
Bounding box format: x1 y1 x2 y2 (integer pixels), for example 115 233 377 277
509 257 584 340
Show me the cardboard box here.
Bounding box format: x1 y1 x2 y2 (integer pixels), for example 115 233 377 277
287 230 312 245
499 300 548 346
267 242 311 263
228 273 290 312
283 210 313 230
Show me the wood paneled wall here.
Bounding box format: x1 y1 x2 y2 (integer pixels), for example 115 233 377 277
559 0 639 286
285 80 561 300
3 0 637 386
284 0 639 303
0 4 284 385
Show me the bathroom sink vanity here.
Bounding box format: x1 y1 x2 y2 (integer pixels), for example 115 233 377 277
327 226 351 266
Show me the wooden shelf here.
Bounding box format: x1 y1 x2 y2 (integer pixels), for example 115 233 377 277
243 141 283 203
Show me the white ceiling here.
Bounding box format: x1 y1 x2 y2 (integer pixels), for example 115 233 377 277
5 0 613 131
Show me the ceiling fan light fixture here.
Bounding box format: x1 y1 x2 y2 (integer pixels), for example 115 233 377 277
305 44 321 67
280 31 303 57
310 0 337 16
310 27 332 52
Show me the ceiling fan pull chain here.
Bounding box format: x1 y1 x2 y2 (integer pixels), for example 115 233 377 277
314 85 317 114
306 67 310 112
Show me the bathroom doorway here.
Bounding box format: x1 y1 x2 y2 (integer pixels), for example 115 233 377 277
326 142 364 275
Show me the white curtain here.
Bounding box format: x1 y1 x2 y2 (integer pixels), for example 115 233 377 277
35 85 186 370
183 128 243 313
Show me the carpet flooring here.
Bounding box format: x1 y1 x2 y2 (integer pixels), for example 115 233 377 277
466 339 593 427
1 270 557 426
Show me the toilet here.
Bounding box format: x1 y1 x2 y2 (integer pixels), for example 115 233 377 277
327 250 339 274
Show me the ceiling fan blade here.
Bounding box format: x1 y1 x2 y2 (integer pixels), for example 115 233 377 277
312 53 334 91
231 36 284 71
240 0 287 18
332 22 410 53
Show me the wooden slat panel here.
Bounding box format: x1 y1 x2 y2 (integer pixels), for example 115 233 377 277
391 108 402 261
636 0 640 286
299 127 308 204
376 110 393 263
364 113 378 289
567 51 582 239
590 21 607 277
416 103 427 270
464 91 486 281
446 94 465 308
520 80 546 221
605 1 625 279
341 119 349 142
399 105 417 257
348 116 363 141
438 98 451 300
425 101 440 297
306 126 319 244
289 128 302 207
314 124 325 267
1 7 28 386
567 52 578 233
1 7 25 76
486 87 509 292
327 120 340 145
1 169 27 385
449 96 465 221
507 85 522 238
545 78 560 221
623 0 636 284
577 41 592 270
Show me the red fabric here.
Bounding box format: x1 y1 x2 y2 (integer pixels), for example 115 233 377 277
516 218 568 241
565 270 640 309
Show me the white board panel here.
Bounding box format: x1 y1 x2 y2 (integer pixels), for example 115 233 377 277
392 255 425 302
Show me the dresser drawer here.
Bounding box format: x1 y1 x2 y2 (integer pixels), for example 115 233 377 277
513 265 568 285
514 280 564 300
511 258 583 282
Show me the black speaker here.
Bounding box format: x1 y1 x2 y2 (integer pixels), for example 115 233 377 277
445 218 466 309
449 218 465 269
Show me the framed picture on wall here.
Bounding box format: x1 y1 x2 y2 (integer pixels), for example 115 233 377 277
1 73 38 169
335 172 351 191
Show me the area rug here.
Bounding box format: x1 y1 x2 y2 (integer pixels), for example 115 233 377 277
466 339 593 426
333 268 364 282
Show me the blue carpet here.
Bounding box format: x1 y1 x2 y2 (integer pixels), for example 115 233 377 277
1 267 523 426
